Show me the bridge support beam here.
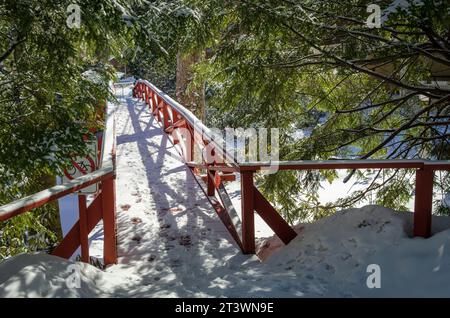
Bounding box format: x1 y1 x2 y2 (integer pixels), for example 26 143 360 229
207 170 216 196
241 171 255 254
253 187 297 245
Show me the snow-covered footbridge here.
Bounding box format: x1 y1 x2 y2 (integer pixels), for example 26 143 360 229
1 79 450 297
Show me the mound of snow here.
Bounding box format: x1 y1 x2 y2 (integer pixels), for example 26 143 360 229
2 206 450 297
0 253 113 298
260 205 450 297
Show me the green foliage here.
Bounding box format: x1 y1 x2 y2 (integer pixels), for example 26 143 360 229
0 0 130 183
0 169 62 260
182 0 450 223
121 1 201 94
0 0 132 258
0 205 61 261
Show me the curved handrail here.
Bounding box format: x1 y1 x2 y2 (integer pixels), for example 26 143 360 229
136 80 239 168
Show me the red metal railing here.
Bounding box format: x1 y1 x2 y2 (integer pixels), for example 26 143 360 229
0 102 117 265
133 80 450 254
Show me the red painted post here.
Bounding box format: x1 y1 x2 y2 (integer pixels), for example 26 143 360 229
414 167 434 238
156 99 162 122
78 195 89 263
207 170 216 196
149 91 154 112
241 171 255 254
162 103 170 129
172 108 179 123
152 94 159 121
183 123 194 163
102 176 117 265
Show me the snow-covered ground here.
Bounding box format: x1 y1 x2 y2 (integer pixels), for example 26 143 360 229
3 205 450 297
1 84 450 298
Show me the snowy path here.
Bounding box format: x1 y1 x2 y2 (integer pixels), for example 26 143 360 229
107 86 264 297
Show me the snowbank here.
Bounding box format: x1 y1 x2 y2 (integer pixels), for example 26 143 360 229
259 205 450 297
0 253 114 298
2 205 450 297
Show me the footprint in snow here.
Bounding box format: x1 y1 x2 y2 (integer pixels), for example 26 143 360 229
179 235 192 246
347 237 358 248
171 259 182 267
358 219 372 228
120 204 131 211
340 253 352 261
323 263 335 273
131 217 142 225
131 235 142 244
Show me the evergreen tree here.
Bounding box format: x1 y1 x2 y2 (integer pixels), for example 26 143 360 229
0 0 132 259
183 0 450 221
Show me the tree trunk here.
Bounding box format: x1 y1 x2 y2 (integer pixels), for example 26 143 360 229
176 51 206 121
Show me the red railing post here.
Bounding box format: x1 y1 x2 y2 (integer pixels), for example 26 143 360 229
162 103 170 129
172 108 179 123
183 124 194 163
207 170 216 196
150 91 156 113
78 195 89 263
241 171 255 254
145 86 149 105
102 176 117 265
413 167 434 238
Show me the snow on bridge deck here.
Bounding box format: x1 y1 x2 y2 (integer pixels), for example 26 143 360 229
109 85 264 297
